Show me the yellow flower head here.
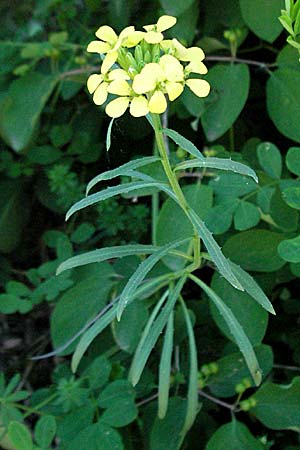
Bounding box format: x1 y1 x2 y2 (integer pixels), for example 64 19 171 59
143 15 177 44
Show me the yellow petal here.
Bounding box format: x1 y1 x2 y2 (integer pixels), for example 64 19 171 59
105 97 130 118
183 47 205 62
87 74 103 94
165 81 183 101
132 63 161 93
143 24 155 32
101 51 118 74
186 60 208 75
186 79 210 98
157 15 177 32
148 90 167 114
130 96 149 117
107 79 131 96
123 31 145 47
144 31 164 44
87 41 111 54
95 25 118 44
159 54 184 82
108 69 130 80
93 82 109 105
119 26 135 40
160 39 173 53
172 38 189 60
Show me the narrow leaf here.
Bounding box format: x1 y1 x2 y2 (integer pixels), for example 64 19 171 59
158 311 174 419
229 262 275 315
106 118 114 151
86 156 160 194
174 157 258 183
190 275 262 386
129 277 186 386
188 208 243 291
180 298 199 434
117 239 189 320
163 128 204 160
66 181 167 220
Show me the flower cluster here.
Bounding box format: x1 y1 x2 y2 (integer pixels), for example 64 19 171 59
87 16 210 118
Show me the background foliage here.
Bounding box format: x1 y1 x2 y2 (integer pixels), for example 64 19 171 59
0 0 300 449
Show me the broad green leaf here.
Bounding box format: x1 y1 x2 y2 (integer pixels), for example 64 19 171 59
27 145 62 165
229 262 275 314
188 208 243 290
159 0 194 15
0 73 57 152
158 312 174 419
51 266 115 355
223 230 286 272
67 422 123 450
233 201 261 231
210 273 268 345
267 68 300 141
117 239 188 320
270 187 299 231
7 421 33 450
253 377 300 431
156 184 213 270
180 299 199 436
57 244 158 274
209 172 257 200
163 128 204 159
204 199 238 235
86 156 160 194
206 419 264 450
34 415 56 449
98 380 137 427
286 147 300 176
208 345 273 398
278 234 300 262
56 405 94 444
257 142 282 179
106 118 114 151
282 186 300 210
83 355 111 390
66 181 169 220
112 301 149 353
174 157 258 182
201 64 250 141
240 0 283 42
190 275 262 386
129 277 186 386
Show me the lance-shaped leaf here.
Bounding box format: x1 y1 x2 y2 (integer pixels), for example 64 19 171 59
174 157 258 183
66 181 168 220
158 311 174 419
86 156 160 194
106 118 114 151
163 128 204 160
188 208 243 291
190 275 262 386
129 277 186 386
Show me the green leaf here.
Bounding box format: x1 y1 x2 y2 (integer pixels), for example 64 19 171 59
116 239 188 320
204 199 238 235
210 273 268 345
7 422 33 450
278 234 300 262
209 173 257 200
83 355 112 390
129 277 186 386
158 312 174 419
174 157 258 183
34 415 56 448
233 201 261 231
70 223 95 244
267 68 300 141
27 145 62 165
229 262 275 314
190 275 262 385
201 64 250 141
159 0 194 15
0 73 57 152
240 0 283 42
67 422 123 450
282 186 300 210
286 147 300 176
86 156 161 194
206 419 264 450
156 184 213 270
208 345 273 398
270 187 299 231
98 380 137 427
162 128 204 159
223 230 286 272
257 142 282 179
188 208 243 290
113 301 149 353
51 267 115 355
253 377 300 431
180 299 199 435
66 181 169 220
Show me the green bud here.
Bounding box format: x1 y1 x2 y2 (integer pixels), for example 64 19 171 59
242 377 252 389
144 50 151 64
134 45 144 63
208 362 219 374
240 400 251 412
176 147 186 159
249 397 257 408
152 44 161 62
235 383 246 394
201 364 211 377
126 51 138 70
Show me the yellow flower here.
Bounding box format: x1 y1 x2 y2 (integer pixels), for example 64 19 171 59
161 38 208 74
87 68 129 105
143 15 177 44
